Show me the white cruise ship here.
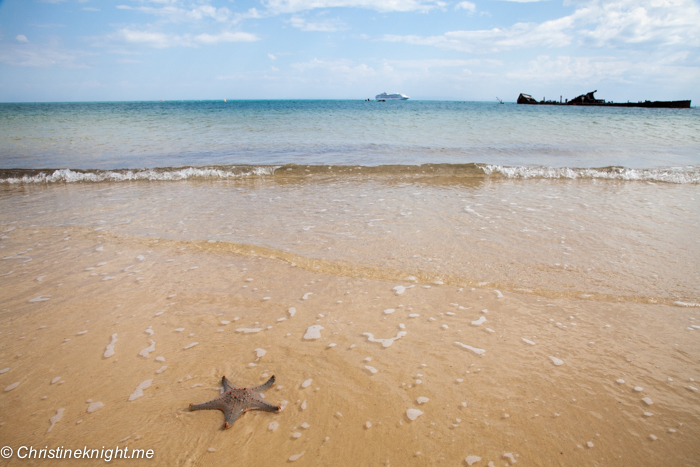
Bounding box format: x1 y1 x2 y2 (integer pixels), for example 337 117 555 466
375 92 409 101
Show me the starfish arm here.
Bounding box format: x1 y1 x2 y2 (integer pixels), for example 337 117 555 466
222 376 236 391
249 398 281 413
190 398 226 412
223 407 244 429
251 375 276 392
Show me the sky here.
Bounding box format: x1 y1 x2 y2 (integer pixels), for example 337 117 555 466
0 0 698 102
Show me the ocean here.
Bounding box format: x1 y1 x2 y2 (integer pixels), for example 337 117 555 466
1 100 699 465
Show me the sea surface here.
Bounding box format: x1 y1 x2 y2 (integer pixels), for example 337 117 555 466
1 100 699 466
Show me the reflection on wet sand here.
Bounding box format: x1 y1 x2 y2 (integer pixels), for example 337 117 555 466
1 224 698 466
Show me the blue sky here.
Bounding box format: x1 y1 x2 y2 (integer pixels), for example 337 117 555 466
0 0 698 102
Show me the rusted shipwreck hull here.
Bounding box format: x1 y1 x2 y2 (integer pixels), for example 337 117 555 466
517 90 690 108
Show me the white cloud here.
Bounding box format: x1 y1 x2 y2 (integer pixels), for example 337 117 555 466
82 7 100 11
117 28 259 47
289 16 346 31
507 53 700 86
16 35 29 43
291 58 377 81
575 0 700 48
383 16 573 53
455 1 476 12
387 58 503 68
268 53 277 60
262 0 446 14
383 0 700 53
116 3 232 23
0 44 89 68
232 8 264 24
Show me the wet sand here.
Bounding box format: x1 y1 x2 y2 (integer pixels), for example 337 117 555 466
1 224 699 466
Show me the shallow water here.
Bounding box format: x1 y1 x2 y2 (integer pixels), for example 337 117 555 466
1 101 699 465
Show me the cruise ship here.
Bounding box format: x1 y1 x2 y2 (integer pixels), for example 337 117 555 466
375 92 409 101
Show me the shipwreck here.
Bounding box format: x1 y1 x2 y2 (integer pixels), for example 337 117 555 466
517 90 690 109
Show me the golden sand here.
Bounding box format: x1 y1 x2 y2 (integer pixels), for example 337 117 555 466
1 225 699 466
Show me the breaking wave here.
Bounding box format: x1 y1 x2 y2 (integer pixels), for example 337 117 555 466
1 163 698 184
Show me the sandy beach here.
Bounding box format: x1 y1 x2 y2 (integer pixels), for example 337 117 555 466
1 218 698 466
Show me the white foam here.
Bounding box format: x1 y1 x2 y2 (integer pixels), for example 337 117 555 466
503 453 517 463
255 348 267 359
471 316 486 326
365 366 378 374
128 379 152 401
393 285 406 295
304 325 324 340
155 356 165 362
643 412 653 417
634 386 643 392
77 330 88 335
409 314 420 318
327 343 336 348
674 301 700 307
642 397 653 405
288 307 297 317
175 328 185 332
156 365 167 374
289 452 305 462
237 328 262 333
384 308 395 315
292 432 302 438
139 340 156 358
365 421 372 428
144 327 154 336
301 400 307 410
183 342 198 350
616 379 625 384
481 164 700 184
104 334 118 358
28 295 50 302
0 368 8 374
406 409 423 421
51 376 61 384
465 456 482 466
455 342 485 355
522 338 536 346
301 379 313 388
363 331 407 348
302 293 313 300
220 320 231 325
417 397 429 404
47 408 64 433
268 421 279 432
87 401 104 413
549 356 564 366
4 382 20 392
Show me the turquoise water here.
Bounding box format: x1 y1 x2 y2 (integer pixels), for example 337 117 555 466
1 99 698 301
1 100 699 179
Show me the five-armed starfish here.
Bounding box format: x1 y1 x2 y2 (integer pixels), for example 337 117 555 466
190 375 281 429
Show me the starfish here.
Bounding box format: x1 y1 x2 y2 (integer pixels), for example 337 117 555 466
189 375 280 429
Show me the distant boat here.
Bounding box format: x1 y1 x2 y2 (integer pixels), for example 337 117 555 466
517 90 690 109
376 92 409 101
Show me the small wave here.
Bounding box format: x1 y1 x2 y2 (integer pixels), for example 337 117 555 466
481 165 700 184
0 166 279 184
1 163 698 184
